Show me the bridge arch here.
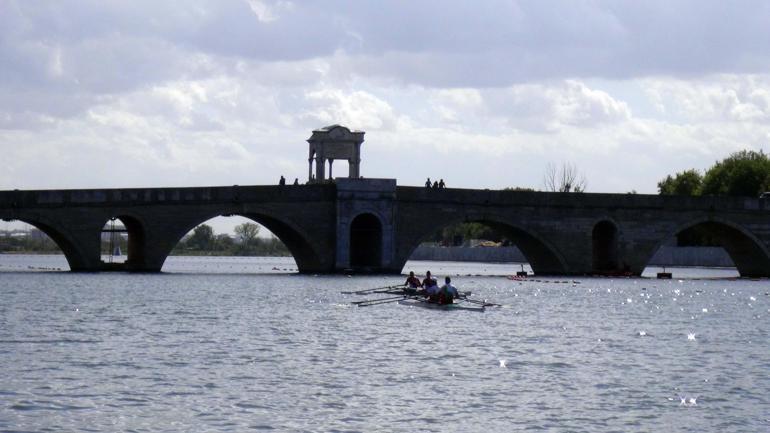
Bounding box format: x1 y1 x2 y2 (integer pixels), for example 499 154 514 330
645 217 770 278
350 212 383 269
242 212 325 272
592 220 620 272
402 216 568 275
3 216 87 271
164 210 325 273
100 214 147 268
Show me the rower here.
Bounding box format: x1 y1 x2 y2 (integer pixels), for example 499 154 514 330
404 271 422 295
438 276 459 304
423 271 439 300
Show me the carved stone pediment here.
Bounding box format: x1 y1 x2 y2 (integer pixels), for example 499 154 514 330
307 125 365 182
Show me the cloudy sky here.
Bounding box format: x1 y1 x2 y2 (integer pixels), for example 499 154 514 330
2 0 770 198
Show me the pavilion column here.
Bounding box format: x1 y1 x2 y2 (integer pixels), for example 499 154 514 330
349 156 360 178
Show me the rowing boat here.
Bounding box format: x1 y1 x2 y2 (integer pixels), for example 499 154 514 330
397 298 485 312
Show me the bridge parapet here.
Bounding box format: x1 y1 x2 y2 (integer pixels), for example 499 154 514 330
0 184 335 209
396 186 768 212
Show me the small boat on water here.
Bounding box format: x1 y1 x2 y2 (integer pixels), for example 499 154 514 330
345 284 498 310
398 298 486 312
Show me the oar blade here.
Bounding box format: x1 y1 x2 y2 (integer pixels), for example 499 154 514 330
340 284 402 295
458 296 503 307
356 296 409 307
350 295 404 305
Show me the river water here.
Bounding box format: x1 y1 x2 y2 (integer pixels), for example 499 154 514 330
0 255 768 432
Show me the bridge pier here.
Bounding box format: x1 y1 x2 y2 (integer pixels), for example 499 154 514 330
335 178 398 273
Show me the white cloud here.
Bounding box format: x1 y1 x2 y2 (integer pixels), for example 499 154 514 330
301 89 400 131
246 0 278 22
643 75 770 123
430 89 484 125
245 0 294 23
488 81 631 132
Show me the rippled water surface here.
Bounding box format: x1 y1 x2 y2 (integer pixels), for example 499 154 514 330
1 255 768 432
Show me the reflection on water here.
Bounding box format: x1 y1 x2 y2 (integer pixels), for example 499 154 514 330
0 255 767 432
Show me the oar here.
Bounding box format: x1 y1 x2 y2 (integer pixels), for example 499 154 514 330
355 293 427 307
459 296 502 307
350 295 405 305
341 284 402 295
359 287 406 295
357 297 408 307
468 298 503 307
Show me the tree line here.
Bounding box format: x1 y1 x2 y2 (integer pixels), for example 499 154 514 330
172 222 290 256
0 232 61 253
657 150 770 197
657 149 770 247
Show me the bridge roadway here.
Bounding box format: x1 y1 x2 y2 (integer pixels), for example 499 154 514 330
1 178 769 277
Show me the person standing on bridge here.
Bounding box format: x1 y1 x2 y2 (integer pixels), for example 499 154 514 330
425 178 432 188
293 178 299 185
279 175 286 186
438 179 445 189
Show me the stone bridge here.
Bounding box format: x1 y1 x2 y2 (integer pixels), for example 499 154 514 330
2 178 769 277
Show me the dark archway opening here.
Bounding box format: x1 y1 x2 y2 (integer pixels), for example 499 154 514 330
350 213 382 269
592 221 619 272
100 216 145 269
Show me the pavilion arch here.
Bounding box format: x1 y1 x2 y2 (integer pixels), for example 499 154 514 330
350 212 383 269
99 214 147 268
644 217 770 278
167 210 325 272
403 217 569 275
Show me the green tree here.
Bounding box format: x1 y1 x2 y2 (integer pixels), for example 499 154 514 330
700 150 770 197
657 169 703 195
215 234 235 251
169 225 289 256
431 222 504 245
188 224 215 250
